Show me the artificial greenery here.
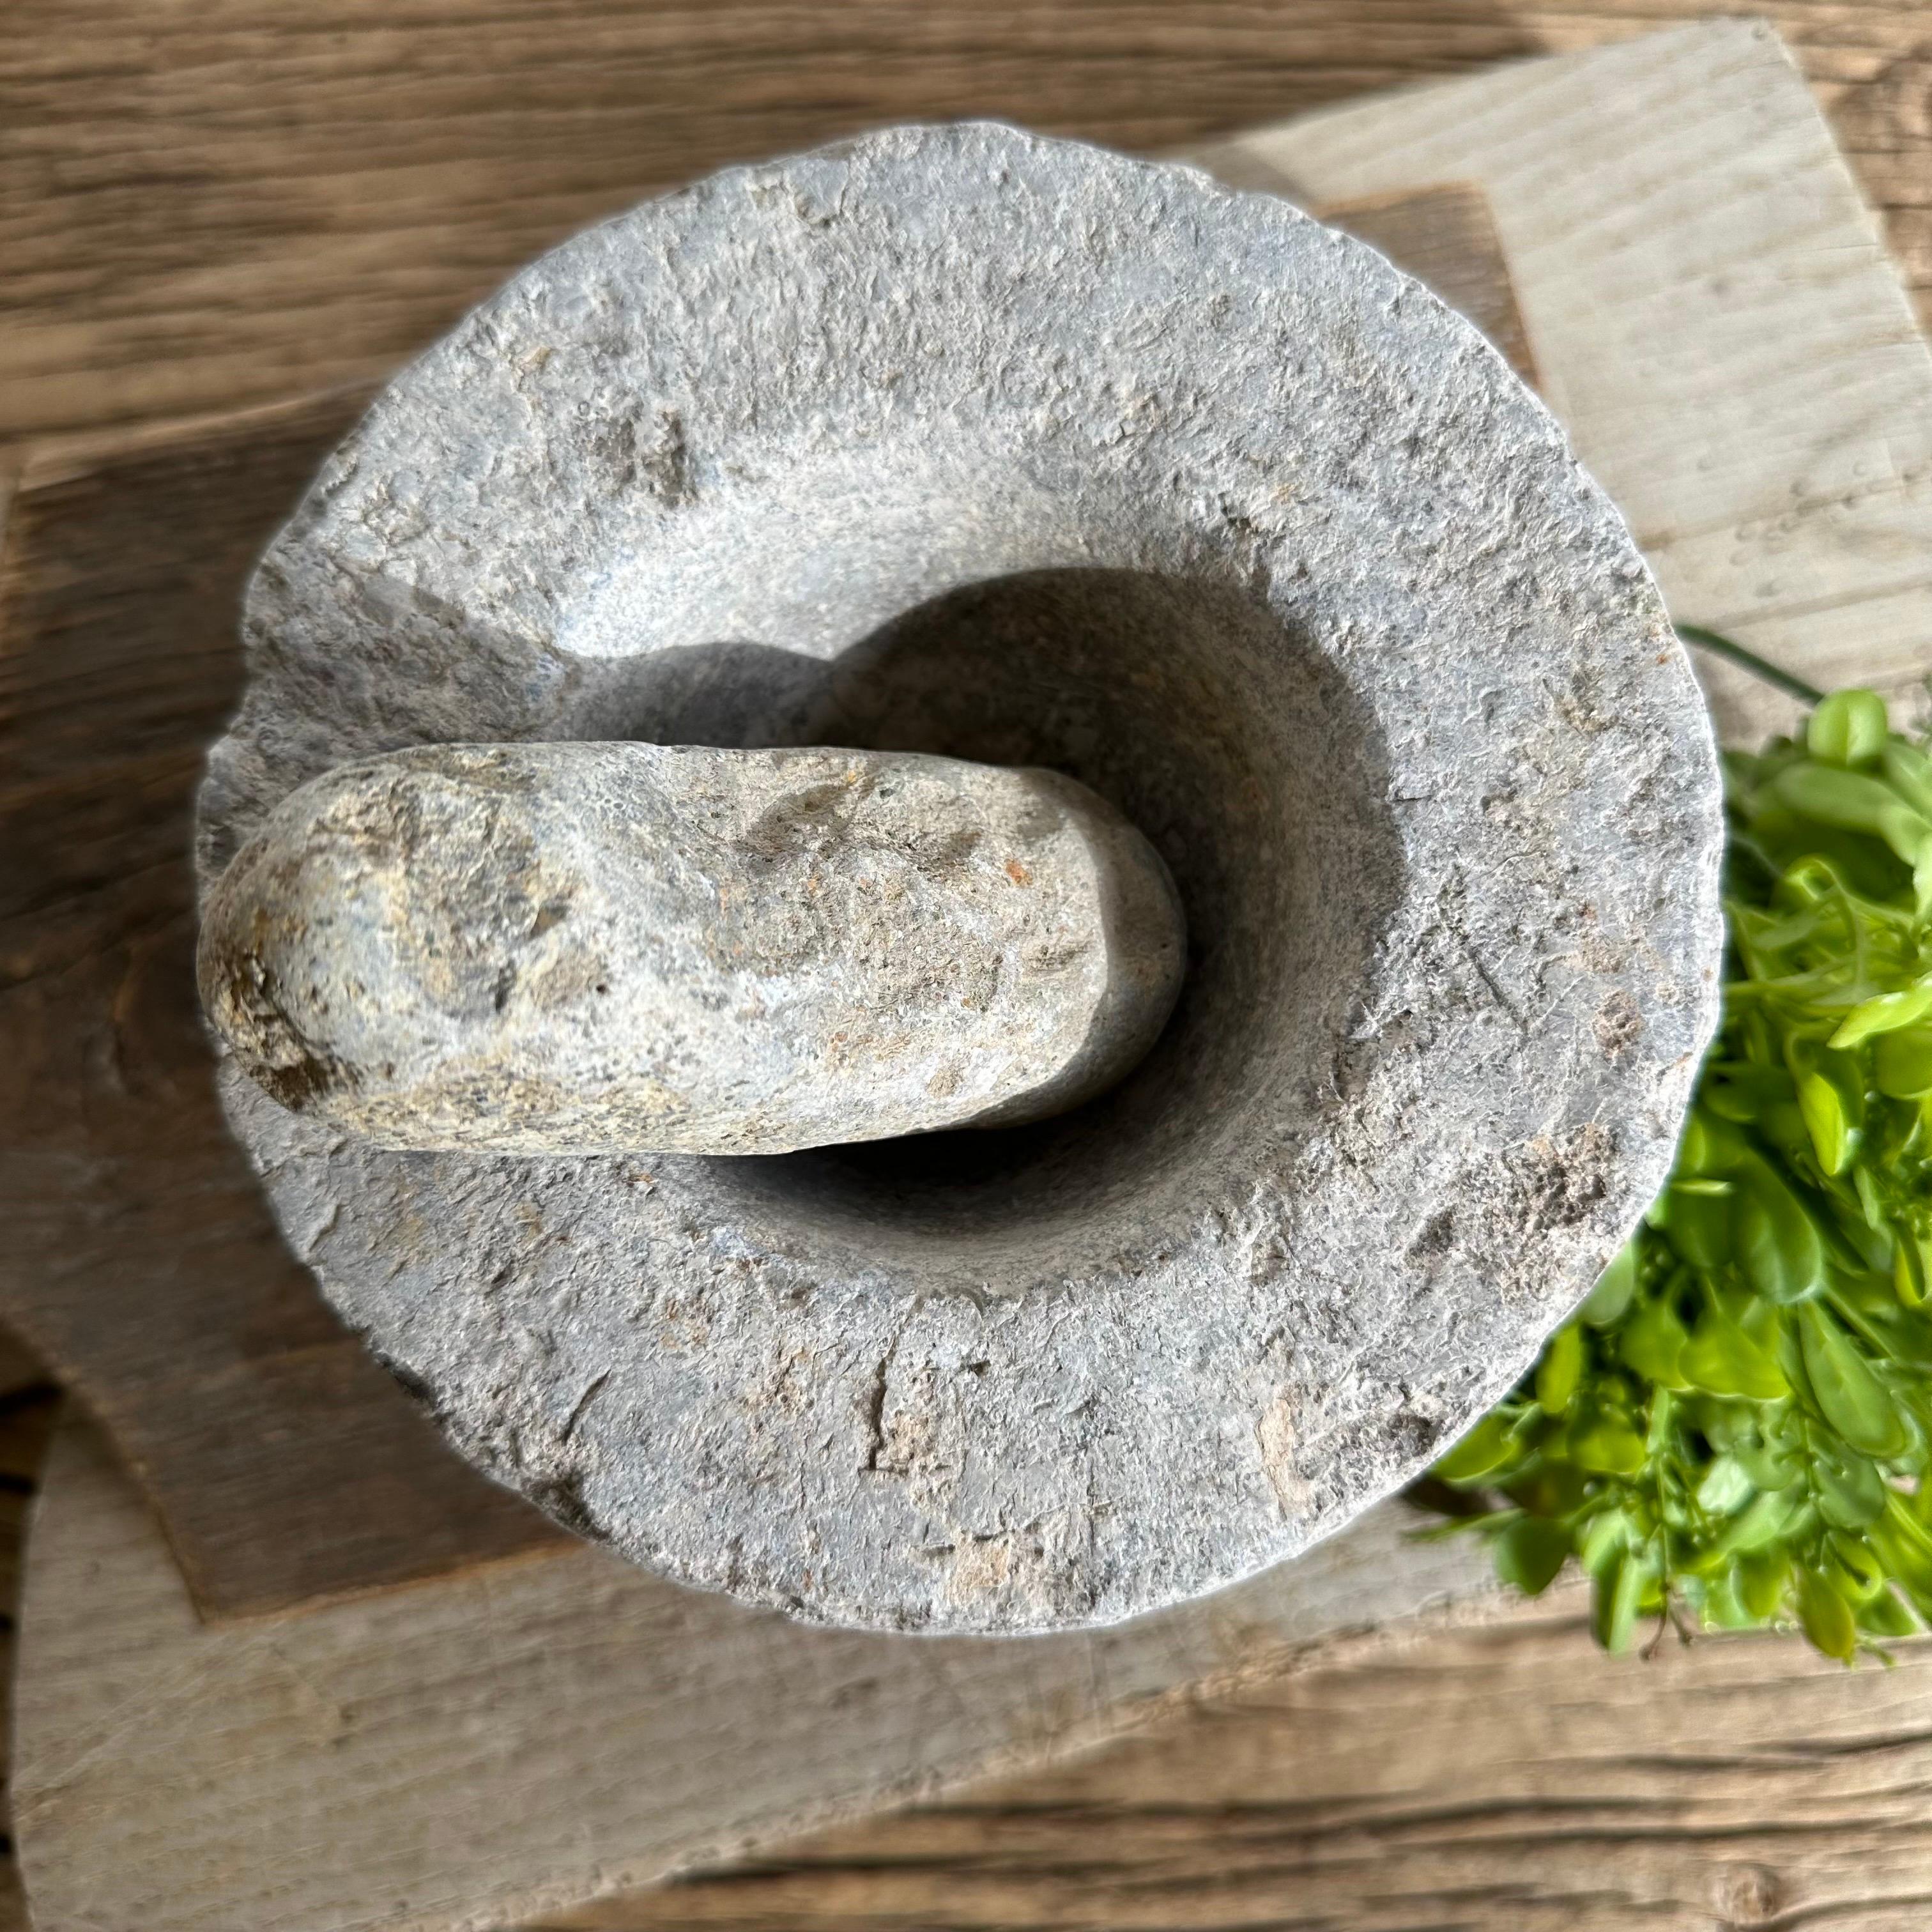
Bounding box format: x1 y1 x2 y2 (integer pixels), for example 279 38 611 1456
1423 663 1932 1661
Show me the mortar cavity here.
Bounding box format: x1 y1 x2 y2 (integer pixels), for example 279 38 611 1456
564 562 1402 1289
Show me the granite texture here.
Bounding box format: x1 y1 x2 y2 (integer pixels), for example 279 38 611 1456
197 742 1186 1154
196 123 1725 1632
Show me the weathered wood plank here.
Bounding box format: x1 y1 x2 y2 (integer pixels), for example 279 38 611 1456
4 5 1932 448
12 1415 1494 1932
0 1336 58 1932
538 1602 1932 1932
0 392 576 1621
1199 16 1932 749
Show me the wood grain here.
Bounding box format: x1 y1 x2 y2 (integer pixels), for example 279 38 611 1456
1202 17 1932 749
4 5 1932 451
542 1604 1932 1932
12 1414 1496 1932
0 391 575 1621
22 1402 1932 1932
0 1338 55 1932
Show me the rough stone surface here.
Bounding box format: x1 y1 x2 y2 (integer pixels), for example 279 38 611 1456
195 123 1726 1632
197 742 1186 1154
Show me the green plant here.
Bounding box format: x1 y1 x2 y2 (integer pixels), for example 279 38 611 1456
1422 658 1932 1660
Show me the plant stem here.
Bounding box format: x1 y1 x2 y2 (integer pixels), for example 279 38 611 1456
1677 622 1825 707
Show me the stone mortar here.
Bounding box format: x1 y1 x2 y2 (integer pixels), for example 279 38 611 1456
196 123 1726 1633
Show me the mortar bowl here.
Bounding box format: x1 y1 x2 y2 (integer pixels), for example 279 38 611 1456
197 123 1724 1632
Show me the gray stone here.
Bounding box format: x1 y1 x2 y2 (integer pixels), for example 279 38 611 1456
196 741 1186 1154
195 122 1726 1632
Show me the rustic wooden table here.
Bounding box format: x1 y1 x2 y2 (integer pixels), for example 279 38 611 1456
7 1 1932 456
8 6 1932 1930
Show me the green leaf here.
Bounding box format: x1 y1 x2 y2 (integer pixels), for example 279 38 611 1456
1773 762 1932 864
1838 1206 1895 1275
1591 1546 1650 1653
1831 982 1932 1049
1494 1515 1572 1598
1645 1382 1676 1455
1678 1107 1747 1179
1883 738 1932 817
1731 1167 1828 1305
1682 1302 1790 1400
1798 1071 1855 1174
1734 1430 1800 1490
1432 1411 1517 1483
1856 1587 1920 1639
1871 1499 1932 1599
1736 1547 1788 1620
1827 1533 1888 1604
1761 1101 1811 1160
1504 1461 1591 1521
1798 1303 1910 1458
1698 1571 1759 1630
1856 1163 1890 1232
1695 1455 1755 1517
1578 1507 1634 1579
1875 1031 1932 1099
1814 1449 1887 1529
1808 690 1890 768
1620 1294 1690 1388
1579 1242 1639 1326
1897 1232 1929 1310
1797 1566 1859 1661
1535 1324 1585 1416
1654 1185 1733 1269
1715 1487 1806 1556
1568 1404 1649 1476
1771 761 1897 832
1706 1063 1797 1124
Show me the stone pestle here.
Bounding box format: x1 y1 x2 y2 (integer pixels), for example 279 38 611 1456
197 742 1187 1156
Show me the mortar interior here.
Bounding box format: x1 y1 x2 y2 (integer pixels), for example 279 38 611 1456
560 560 1403 1287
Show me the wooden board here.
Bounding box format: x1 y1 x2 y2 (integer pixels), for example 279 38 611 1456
19 20 1932 1932
15 1416 1496 1932
552 1597 1932 1932
0 389 577 1622
5 4 1932 452
27 1417 1932 1932
0 1339 59 1932
0 187 1516 1625
1193 16 1932 752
